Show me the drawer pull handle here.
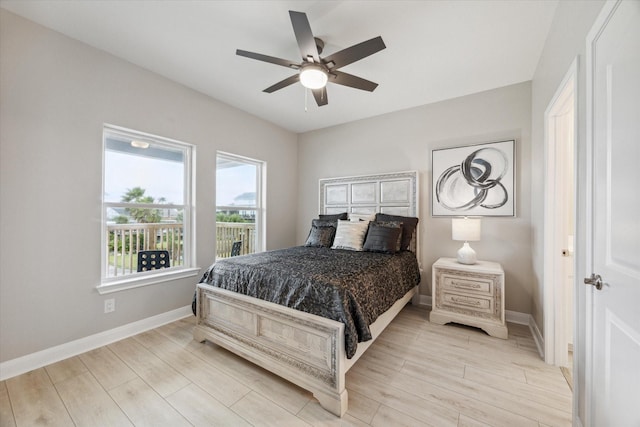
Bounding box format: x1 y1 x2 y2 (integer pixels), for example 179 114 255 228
451 281 481 289
451 297 481 306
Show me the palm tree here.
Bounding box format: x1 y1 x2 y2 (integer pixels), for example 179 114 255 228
122 187 161 223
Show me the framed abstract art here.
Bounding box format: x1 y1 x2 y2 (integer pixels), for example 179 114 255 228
431 140 515 217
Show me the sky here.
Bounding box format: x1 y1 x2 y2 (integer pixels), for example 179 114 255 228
104 151 184 204
105 151 256 207
216 164 256 206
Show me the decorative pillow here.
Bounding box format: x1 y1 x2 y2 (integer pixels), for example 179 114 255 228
304 219 337 247
331 220 370 251
312 219 336 227
319 212 348 221
375 213 419 251
373 220 404 252
348 212 376 222
363 222 403 254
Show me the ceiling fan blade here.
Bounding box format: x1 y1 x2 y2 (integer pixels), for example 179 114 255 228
263 74 300 93
236 49 300 69
323 36 386 70
312 87 328 106
289 11 320 63
331 71 378 92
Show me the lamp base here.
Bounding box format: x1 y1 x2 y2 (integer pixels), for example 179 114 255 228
457 242 477 265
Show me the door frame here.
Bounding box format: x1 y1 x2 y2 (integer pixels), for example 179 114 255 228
543 58 578 367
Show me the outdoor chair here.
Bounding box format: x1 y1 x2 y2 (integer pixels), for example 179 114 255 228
137 250 170 272
230 240 242 257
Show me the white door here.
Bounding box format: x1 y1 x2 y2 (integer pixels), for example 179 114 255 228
586 1 640 426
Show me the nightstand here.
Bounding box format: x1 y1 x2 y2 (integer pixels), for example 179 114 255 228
429 257 508 339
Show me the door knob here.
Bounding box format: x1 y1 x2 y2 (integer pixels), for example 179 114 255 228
584 273 604 290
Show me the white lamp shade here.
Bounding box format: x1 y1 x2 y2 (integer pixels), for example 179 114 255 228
299 65 328 89
452 217 481 242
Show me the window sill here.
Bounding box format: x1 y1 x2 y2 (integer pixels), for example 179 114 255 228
97 267 201 295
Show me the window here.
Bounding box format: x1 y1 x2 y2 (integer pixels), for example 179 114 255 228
216 152 265 259
100 125 195 290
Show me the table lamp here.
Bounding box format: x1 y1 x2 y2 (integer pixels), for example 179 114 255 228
452 217 481 264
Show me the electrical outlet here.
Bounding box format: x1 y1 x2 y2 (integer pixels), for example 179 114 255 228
104 298 115 313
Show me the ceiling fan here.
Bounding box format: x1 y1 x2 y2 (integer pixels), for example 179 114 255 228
236 10 386 107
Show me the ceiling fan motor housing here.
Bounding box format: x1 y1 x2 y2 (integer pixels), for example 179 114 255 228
314 37 325 55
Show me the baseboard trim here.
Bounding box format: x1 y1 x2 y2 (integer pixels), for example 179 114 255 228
505 309 530 325
416 294 432 308
0 305 192 381
529 316 545 359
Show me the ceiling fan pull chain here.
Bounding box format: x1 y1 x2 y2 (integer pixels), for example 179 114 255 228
305 88 308 112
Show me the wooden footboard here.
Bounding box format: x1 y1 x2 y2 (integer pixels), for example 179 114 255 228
194 283 417 416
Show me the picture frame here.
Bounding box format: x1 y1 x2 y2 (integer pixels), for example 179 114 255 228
431 140 515 217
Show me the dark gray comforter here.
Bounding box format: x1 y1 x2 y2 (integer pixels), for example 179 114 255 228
199 246 420 358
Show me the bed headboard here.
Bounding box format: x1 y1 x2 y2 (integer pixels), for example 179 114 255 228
319 171 419 253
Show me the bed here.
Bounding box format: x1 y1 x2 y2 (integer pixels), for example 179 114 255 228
193 171 420 416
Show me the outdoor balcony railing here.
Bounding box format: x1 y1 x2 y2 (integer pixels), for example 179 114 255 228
106 221 255 277
216 222 256 258
106 222 184 277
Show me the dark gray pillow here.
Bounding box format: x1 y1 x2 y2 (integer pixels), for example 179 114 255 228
375 213 419 251
304 219 337 247
319 212 348 221
363 222 402 254
316 213 348 232
375 220 403 252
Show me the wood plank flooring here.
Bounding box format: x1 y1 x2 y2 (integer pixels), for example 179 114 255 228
0 306 572 426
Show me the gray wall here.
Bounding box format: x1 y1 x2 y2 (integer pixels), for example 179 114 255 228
529 0 605 422
297 82 533 315
0 10 298 363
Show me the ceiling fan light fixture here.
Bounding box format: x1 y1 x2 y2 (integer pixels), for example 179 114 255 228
299 65 328 89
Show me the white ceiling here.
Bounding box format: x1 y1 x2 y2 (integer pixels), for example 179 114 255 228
1 0 558 133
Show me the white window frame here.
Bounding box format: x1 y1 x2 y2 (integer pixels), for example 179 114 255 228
216 151 266 257
98 124 198 294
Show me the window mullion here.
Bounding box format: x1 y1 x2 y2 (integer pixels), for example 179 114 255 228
105 202 184 210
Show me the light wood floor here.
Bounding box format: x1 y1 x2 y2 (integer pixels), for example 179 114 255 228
0 306 572 426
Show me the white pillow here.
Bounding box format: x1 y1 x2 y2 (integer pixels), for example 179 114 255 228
332 220 370 251
348 212 376 222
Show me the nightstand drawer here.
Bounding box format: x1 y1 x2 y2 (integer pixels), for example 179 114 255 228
441 273 492 295
441 292 493 315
